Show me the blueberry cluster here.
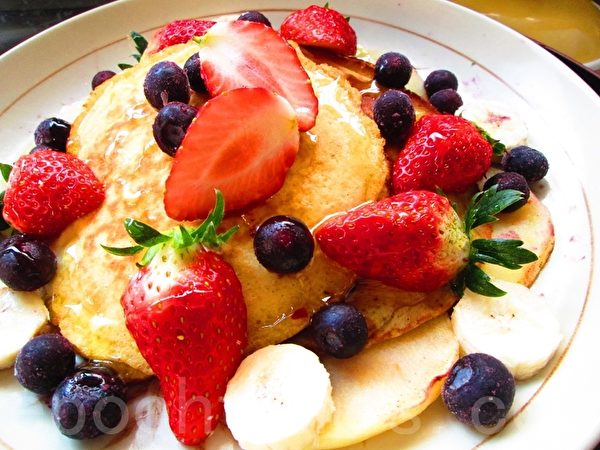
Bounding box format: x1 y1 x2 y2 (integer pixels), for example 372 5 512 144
482 146 549 212
424 69 463 114
370 52 417 144
15 334 128 440
143 55 209 156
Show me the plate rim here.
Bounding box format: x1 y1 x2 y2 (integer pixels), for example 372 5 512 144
0 0 599 449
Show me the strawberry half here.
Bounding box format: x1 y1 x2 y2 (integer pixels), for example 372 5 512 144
197 20 318 131
164 87 299 221
148 19 216 53
392 114 493 194
280 5 358 57
3 149 104 238
105 192 247 445
315 187 538 296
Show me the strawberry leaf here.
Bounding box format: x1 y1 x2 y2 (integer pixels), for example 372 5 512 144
101 244 144 256
217 225 239 245
471 238 538 269
173 225 193 249
474 124 506 156
118 31 148 70
464 263 506 297
103 190 237 265
458 185 539 298
464 185 523 234
124 218 171 247
190 190 238 247
137 243 163 267
0 163 12 182
131 31 148 59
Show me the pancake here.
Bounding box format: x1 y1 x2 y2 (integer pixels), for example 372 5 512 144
47 42 388 380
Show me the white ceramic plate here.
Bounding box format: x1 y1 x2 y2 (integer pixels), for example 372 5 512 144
0 0 599 449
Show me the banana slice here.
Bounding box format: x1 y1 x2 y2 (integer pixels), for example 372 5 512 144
458 100 528 149
0 288 49 369
224 344 334 450
451 280 562 380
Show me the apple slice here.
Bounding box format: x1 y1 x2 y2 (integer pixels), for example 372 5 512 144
198 20 318 131
316 315 459 449
164 87 299 221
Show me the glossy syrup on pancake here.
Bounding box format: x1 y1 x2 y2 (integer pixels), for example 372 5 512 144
47 42 388 380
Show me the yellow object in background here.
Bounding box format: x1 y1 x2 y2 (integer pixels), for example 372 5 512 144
451 0 600 66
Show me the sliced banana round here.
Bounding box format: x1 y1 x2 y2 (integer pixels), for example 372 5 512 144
224 343 334 450
0 288 49 369
451 280 562 380
458 100 528 149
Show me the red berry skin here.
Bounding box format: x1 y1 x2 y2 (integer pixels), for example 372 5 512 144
122 250 247 445
151 19 216 53
315 191 470 292
280 5 357 56
197 21 318 132
392 114 493 194
3 149 104 238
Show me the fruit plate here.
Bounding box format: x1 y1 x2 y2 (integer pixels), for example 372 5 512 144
0 0 599 449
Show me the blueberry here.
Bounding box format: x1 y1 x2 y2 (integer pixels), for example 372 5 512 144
0 234 57 291
143 61 190 110
311 303 368 359
374 52 412 89
152 102 198 156
501 146 549 182
373 90 415 144
238 11 272 27
442 353 515 430
183 54 206 93
424 69 459 97
254 215 314 274
15 334 75 395
483 172 530 212
91 70 116 90
429 88 463 114
51 367 127 440
34 117 71 151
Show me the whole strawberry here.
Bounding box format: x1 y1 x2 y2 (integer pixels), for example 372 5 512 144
392 114 493 194
280 5 357 56
105 192 246 445
148 19 215 53
3 149 104 238
315 187 537 296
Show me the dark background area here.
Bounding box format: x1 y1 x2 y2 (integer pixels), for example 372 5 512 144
0 0 116 54
1 0 598 93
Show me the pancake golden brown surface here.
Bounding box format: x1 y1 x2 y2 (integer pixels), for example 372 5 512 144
47 42 388 380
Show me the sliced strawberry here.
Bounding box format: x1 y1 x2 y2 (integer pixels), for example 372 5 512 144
164 88 300 221
148 19 215 53
198 20 318 132
280 5 357 56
